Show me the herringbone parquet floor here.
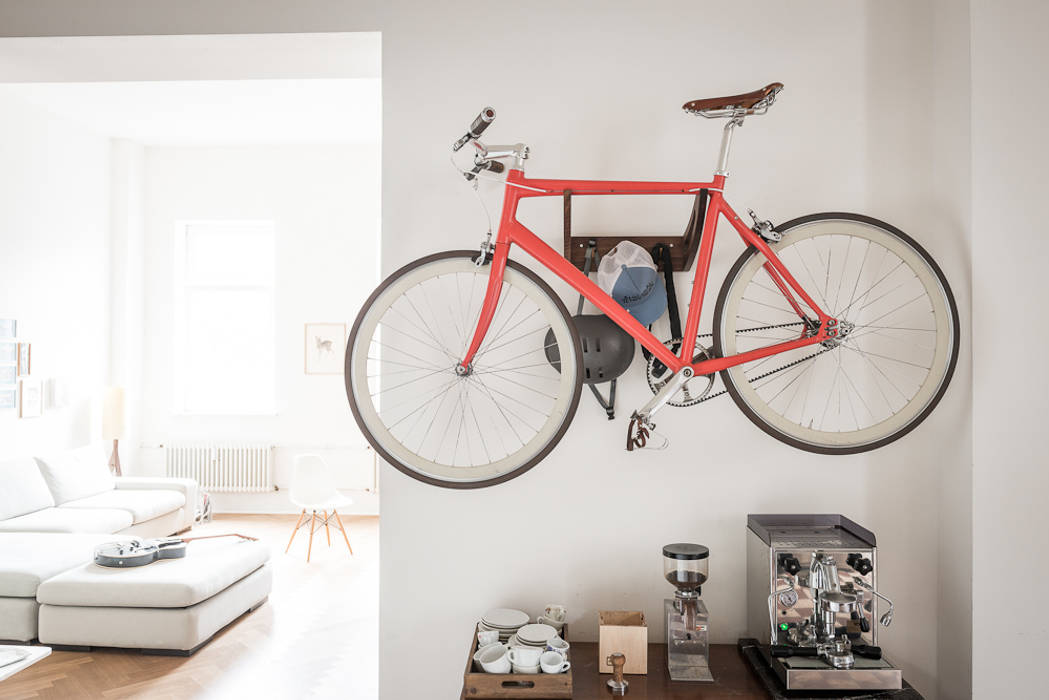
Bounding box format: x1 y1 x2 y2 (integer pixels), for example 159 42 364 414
1 513 378 700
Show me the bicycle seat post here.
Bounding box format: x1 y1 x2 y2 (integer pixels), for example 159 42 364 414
715 113 745 177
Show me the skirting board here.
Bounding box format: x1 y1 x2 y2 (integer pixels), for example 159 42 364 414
209 489 378 516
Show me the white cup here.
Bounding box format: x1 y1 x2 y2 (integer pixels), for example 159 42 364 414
512 662 540 674
477 629 499 647
543 604 567 622
473 642 504 670
546 636 570 655
479 644 511 674
508 646 543 667
540 650 571 674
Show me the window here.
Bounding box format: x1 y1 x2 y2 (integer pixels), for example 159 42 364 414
173 221 276 415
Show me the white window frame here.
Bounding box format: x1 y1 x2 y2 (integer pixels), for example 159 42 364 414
172 220 277 416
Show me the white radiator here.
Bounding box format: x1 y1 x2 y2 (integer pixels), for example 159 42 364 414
165 444 274 493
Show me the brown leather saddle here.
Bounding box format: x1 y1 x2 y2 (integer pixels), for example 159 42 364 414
683 83 784 115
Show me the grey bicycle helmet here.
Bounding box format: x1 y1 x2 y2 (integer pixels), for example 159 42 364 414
544 314 635 384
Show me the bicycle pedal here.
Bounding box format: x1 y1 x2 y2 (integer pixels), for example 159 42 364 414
626 412 653 451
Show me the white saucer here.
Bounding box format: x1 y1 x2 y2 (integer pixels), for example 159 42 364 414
481 608 529 629
517 623 557 645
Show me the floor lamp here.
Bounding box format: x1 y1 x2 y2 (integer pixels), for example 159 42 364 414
103 387 124 476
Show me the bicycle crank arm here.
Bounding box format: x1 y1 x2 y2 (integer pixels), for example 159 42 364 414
635 367 693 426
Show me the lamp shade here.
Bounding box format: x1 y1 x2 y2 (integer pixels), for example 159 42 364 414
102 387 125 440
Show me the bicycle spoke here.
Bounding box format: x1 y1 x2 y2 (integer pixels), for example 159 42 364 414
842 239 872 316
845 339 931 370
376 319 456 361
832 235 852 313
483 371 560 400
396 293 456 361
839 343 912 402
369 339 445 370
470 375 539 439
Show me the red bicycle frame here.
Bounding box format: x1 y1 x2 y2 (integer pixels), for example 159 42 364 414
460 169 835 376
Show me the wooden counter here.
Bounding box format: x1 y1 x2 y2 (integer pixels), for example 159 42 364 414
570 642 767 699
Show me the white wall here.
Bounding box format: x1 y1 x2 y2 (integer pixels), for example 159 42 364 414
931 2 973 698
0 3 991 699
379 3 966 699
137 144 381 509
0 94 112 458
970 2 1049 698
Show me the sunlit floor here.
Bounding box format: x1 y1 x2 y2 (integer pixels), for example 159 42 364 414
2 514 379 700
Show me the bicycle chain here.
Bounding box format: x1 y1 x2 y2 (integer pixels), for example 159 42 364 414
677 322 832 405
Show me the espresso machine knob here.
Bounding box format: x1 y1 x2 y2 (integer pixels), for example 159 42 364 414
778 553 802 576
846 553 873 576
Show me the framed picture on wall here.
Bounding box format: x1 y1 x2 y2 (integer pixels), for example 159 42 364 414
0 365 16 386
0 341 15 364
17 342 30 376
305 323 347 375
0 319 15 338
0 388 15 410
18 378 42 418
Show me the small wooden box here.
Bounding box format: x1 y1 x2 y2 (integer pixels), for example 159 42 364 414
598 610 648 675
460 623 572 699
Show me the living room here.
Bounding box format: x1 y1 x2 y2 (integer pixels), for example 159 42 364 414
1 31 381 697
1 2 1046 700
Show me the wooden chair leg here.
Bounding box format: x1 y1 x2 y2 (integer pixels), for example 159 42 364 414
285 509 306 553
323 510 331 546
333 509 354 555
306 511 317 563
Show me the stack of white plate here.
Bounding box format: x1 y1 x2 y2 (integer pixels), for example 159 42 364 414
509 623 557 648
479 608 529 642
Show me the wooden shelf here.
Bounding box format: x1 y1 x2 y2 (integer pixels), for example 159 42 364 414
562 190 708 273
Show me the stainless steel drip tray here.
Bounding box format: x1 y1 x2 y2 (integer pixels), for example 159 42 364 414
760 646 903 690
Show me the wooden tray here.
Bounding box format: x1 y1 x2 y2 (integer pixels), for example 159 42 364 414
461 623 572 699
562 189 709 272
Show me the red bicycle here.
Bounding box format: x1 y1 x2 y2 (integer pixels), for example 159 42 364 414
345 84 959 488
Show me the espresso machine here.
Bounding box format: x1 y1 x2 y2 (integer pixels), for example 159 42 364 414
745 515 901 690
663 543 713 682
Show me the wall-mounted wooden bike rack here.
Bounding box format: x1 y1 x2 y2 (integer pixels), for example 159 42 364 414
562 189 709 272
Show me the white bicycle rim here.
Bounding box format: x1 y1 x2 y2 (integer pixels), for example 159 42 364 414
349 256 579 484
718 219 955 449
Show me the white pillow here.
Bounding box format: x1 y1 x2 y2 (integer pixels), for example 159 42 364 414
35 444 116 504
0 456 56 520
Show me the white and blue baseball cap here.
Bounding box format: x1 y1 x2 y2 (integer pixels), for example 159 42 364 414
597 241 668 325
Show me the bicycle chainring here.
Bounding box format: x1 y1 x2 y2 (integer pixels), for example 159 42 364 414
645 338 716 407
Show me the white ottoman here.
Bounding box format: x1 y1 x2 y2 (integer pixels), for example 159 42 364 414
36 537 271 655
0 533 114 642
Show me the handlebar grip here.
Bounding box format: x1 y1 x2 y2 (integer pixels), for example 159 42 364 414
469 107 496 138
463 159 505 182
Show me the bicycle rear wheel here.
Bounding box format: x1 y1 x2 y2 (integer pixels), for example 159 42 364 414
712 213 959 454
345 251 582 488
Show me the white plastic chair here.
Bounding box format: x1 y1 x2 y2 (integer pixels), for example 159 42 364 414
285 454 354 562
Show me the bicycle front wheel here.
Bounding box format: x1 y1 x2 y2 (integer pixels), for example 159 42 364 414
345 251 582 488
712 213 959 454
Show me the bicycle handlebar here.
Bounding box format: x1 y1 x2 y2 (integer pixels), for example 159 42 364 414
452 106 496 151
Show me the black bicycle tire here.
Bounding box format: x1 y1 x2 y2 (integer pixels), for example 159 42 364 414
711 212 960 455
344 250 584 489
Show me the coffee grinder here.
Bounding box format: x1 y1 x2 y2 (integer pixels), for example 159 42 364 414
663 543 713 682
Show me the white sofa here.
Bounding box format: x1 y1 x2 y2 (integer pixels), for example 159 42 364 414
0 444 196 537
0 444 199 642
